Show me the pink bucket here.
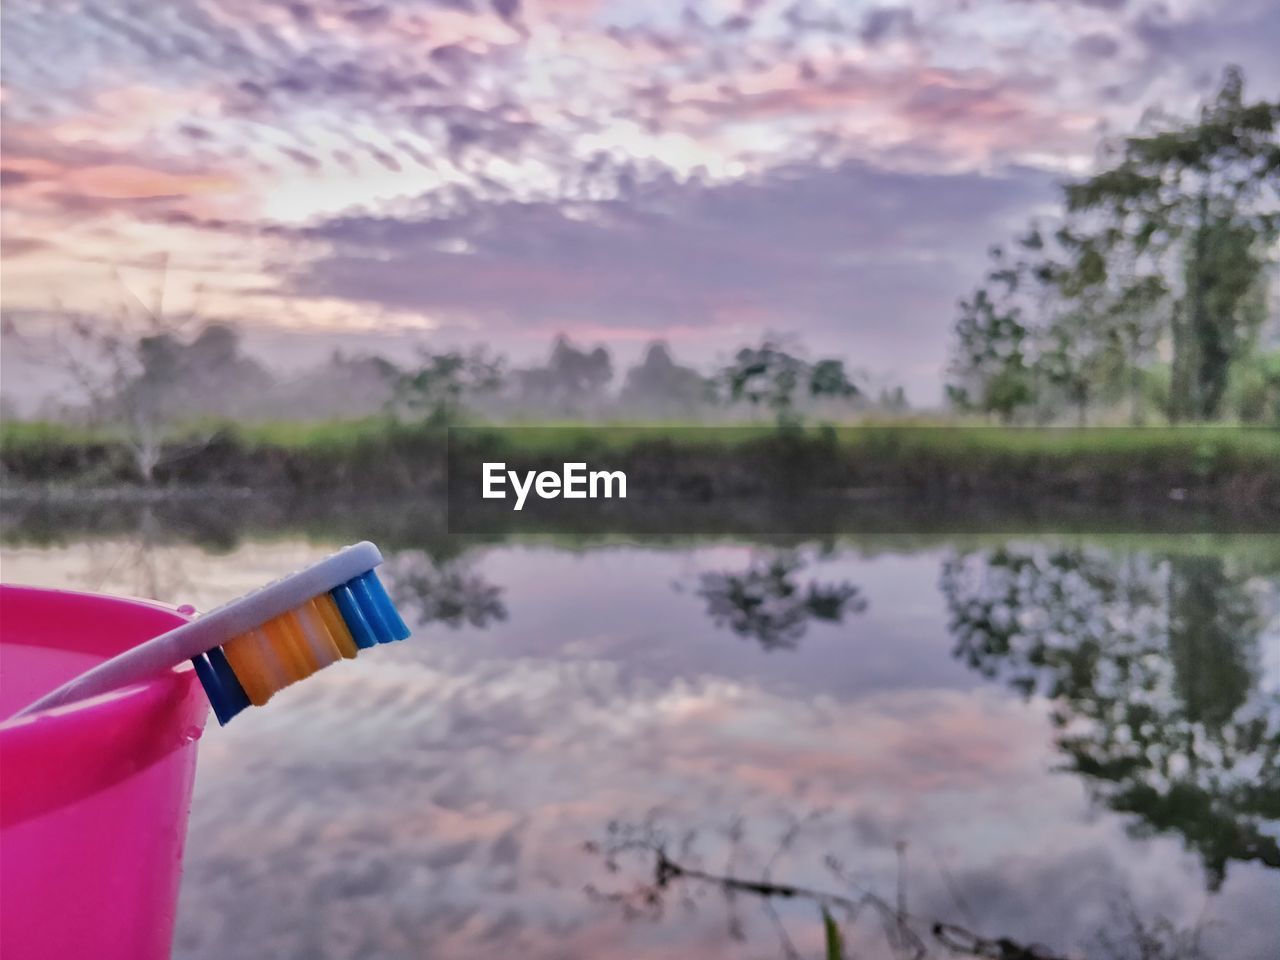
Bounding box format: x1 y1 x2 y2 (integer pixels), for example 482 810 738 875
0 585 209 960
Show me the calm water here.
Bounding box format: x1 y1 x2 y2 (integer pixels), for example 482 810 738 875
3 521 1278 960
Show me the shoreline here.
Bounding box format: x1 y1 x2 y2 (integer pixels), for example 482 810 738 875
4 422 1279 508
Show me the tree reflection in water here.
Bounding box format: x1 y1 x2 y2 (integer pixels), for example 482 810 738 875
695 550 866 650
380 549 507 628
73 504 192 600
940 546 1280 888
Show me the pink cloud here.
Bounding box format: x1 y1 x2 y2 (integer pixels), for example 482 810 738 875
62 165 236 201
648 688 1038 807
656 60 1089 167
0 235 51 259
1 121 244 223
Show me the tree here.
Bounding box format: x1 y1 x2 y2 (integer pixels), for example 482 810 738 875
619 341 711 414
951 223 1168 424
391 348 503 424
952 69 1279 423
1065 67 1279 420
11 265 257 481
270 350 400 421
516 335 613 414
1227 348 1280 423
114 322 272 425
1032 225 1149 425
876 384 909 413
721 339 861 427
946 246 1037 423
808 358 860 401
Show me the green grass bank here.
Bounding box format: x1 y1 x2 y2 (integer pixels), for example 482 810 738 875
2 419 1278 516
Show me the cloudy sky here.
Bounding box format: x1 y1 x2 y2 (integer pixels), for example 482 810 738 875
3 0 1278 400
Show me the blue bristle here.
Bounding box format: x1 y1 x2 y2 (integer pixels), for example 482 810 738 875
331 583 378 648
191 655 229 723
208 647 252 716
349 575 394 644
357 570 411 641
191 649 250 726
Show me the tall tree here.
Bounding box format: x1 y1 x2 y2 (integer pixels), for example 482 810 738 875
1065 67 1279 420
951 68 1278 423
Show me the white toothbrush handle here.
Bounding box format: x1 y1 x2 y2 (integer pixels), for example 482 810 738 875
15 617 228 716
14 541 383 718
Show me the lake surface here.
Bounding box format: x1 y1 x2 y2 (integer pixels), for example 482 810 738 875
3 516 1278 959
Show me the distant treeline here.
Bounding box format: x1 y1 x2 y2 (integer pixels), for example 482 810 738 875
2 310 915 483
4 321 899 428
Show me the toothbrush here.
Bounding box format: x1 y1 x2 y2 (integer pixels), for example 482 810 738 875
16 541 410 725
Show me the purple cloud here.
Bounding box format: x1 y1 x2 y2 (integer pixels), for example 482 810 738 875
280 159 1053 394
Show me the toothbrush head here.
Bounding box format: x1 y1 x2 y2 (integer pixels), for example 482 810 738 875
189 543 410 725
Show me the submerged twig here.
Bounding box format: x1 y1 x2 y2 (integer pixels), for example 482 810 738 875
586 822 1071 960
